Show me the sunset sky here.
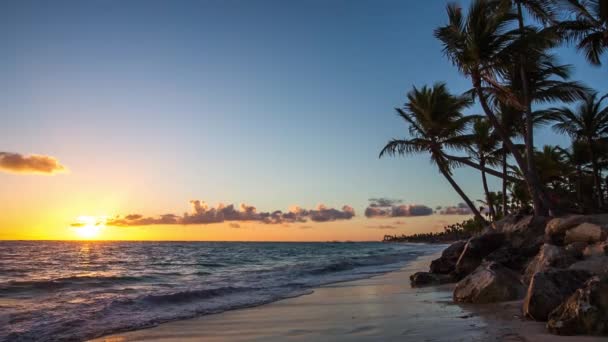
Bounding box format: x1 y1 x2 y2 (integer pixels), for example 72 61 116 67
2 0 607 241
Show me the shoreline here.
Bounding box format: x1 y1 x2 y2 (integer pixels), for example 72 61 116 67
91 252 487 342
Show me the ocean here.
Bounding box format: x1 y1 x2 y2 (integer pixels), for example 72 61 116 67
0 241 443 341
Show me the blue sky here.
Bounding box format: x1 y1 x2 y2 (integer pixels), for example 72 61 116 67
1 0 607 239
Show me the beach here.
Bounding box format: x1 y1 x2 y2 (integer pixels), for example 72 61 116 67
91 251 608 342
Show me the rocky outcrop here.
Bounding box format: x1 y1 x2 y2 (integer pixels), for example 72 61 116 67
569 256 608 276
583 242 608 258
564 223 608 244
545 215 589 245
409 272 453 287
523 244 576 284
483 246 533 272
565 241 588 259
429 240 466 274
523 268 592 321
547 276 608 336
454 233 506 278
453 262 524 304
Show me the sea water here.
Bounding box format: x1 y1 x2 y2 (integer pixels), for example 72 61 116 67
0 241 443 341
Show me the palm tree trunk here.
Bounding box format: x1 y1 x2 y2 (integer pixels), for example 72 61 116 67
437 164 487 225
481 159 496 220
473 77 550 216
576 166 582 205
588 139 604 208
502 147 509 216
516 2 544 217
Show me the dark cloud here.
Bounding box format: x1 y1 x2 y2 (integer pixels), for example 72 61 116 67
229 223 241 228
439 203 473 215
368 198 402 208
364 199 433 218
0 152 67 175
103 201 355 227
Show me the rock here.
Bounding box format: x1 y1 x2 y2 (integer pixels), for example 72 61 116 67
583 242 608 258
565 241 588 259
523 244 576 284
453 262 525 304
454 233 506 278
547 275 608 336
484 246 533 272
569 256 608 276
565 223 608 245
429 240 466 274
545 215 588 245
409 272 453 287
523 268 592 321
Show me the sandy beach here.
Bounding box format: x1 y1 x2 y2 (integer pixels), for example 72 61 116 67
91 251 608 342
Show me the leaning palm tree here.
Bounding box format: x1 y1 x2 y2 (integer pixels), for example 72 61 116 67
463 117 502 220
434 0 556 215
558 0 608 65
379 83 486 223
543 92 608 207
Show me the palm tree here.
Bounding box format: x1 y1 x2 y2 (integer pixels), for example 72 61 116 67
558 0 608 65
543 92 608 207
434 0 553 215
379 83 487 224
464 117 502 220
556 141 592 205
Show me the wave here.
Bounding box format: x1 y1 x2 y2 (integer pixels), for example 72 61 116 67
0 275 148 294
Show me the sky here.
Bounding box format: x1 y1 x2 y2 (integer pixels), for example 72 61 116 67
1 0 607 241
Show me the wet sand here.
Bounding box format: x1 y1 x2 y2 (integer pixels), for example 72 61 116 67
91 252 605 342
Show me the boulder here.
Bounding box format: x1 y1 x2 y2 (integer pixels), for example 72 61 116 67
409 272 453 287
565 241 588 259
564 223 608 245
547 276 608 336
453 262 525 304
484 246 533 272
523 244 576 284
545 215 588 245
583 242 608 258
523 268 592 321
429 240 466 274
454 233 506 278
569 256 608 276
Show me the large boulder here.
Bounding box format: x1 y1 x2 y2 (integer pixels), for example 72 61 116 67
523 268 592 321
409 272 453 287
523 244 576 284
453 262 525 304
429 240 466 274
545 215 588 245
569 256 608 276
564 223 608 245
583 242 608 258
547 275 608 336
454 233 506 278
565 241 588 259
484 246 534 272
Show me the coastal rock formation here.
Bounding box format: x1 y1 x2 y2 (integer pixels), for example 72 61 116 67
565 241 588 259
569 256 608 276
454 233 505 278
545 215 588 245
483 246 532 271
409 272 452 287
429 240 466 274
523 268 592 321
583 242 608 258
453 262 524 304
547 276 608 336
523 244 576 284
564 223 608 245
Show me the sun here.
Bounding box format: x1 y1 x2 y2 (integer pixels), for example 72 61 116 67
72 216 105 239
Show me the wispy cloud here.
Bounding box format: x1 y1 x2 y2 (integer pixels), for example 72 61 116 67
364 198 432 218
103 201 355 227
366 224 397 230
438 203 473 215
0 152 67 175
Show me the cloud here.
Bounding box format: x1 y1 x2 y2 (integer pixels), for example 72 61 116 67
366 225 397 230
103 201 356 227
229 223 241 228
0 152 67 175
364 198 433 218
439 203 473 215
